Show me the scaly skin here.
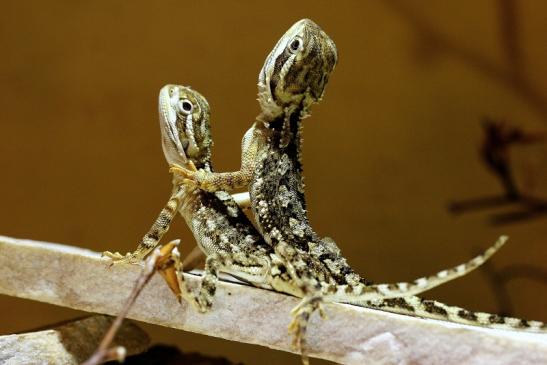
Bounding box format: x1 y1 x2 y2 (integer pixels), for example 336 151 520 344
104 85 276 311
103 83 484 306
104 84 522 364
170 19 546 361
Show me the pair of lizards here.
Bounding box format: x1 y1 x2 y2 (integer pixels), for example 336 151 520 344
105 18 545 364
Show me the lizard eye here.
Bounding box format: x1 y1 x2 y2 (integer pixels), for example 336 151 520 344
288 37 302 53
177 99 193 114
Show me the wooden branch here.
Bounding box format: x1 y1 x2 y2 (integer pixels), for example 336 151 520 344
0 315 148 364
1 235 546 364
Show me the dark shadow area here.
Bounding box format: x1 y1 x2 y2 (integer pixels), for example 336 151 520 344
56 316 149 363
115 345 244 365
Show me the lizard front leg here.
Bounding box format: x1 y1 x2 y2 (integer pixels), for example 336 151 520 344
171 126 262 193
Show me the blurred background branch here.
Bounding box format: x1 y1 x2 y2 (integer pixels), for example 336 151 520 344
385 0 547 121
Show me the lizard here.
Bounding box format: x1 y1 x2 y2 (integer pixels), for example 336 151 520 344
169 18 547 353
104 83 503 304
103 84 519 364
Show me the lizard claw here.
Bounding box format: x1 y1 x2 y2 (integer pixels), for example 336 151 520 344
183 178 197 186
102 251 142 266
102 251 125 261
169 164 195 178
318 305 328 320
170 163 199 186
169 162 214 191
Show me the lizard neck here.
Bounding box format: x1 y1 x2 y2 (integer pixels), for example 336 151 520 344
259 101 308 172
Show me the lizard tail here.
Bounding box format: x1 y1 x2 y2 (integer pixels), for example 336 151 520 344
325 236 507 304
365 295 546 332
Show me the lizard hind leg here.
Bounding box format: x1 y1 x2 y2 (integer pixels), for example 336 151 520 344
288 295 326 365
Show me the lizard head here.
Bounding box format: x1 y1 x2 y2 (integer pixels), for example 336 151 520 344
258 18 338 114
158 84 213 170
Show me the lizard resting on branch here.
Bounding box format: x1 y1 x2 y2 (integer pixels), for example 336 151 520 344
105 81 526 364
168 18 547 362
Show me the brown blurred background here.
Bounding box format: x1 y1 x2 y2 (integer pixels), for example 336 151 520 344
1 1 546 363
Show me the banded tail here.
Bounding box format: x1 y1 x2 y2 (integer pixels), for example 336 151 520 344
365 295 546 332
324 236 507 304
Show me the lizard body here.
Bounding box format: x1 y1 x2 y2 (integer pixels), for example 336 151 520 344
106 84 497 309
171 18 546 349
103 84 520 356
105 85 276 309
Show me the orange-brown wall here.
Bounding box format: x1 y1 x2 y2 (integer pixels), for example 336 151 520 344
1 1 545 363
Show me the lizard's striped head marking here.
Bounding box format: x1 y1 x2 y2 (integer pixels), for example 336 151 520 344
159 84 212 170
258 19 338 114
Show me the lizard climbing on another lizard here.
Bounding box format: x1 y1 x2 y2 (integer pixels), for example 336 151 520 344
170 18 546 357
104 84 517 364
104 84 503 305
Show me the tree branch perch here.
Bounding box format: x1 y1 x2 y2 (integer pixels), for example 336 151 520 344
0 235 546 364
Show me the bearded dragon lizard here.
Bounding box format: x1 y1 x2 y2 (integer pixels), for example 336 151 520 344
104 84 519 363
105 83 498 303
170 18 546 356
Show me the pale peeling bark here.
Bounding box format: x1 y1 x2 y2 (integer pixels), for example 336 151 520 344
0 235 546 365
0 315 148 364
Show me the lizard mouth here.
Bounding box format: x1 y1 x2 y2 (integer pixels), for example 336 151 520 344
159 86 188 163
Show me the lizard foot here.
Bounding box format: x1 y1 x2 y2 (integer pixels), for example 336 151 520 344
170 162 198 186
102 251 144 266
288 295 325 365
169 162 217 191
